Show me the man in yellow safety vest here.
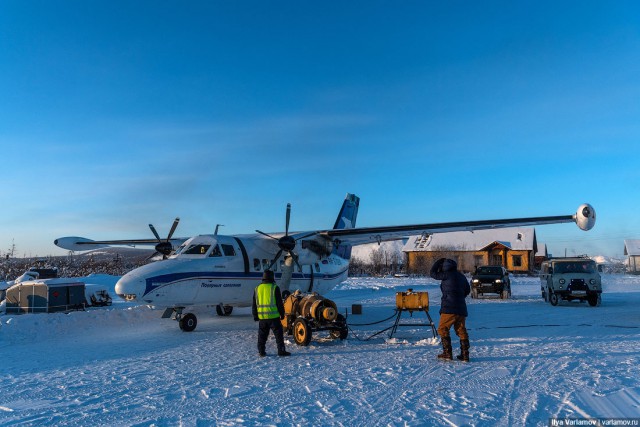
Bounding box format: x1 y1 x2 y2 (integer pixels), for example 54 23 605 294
252 270 291 357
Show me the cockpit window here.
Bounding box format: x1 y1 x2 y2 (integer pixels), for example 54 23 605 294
221 244 236 257
174 243 187 255
184 244 211 255
209 245 222 257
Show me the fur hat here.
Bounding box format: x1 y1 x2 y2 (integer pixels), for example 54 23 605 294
262 269 275 283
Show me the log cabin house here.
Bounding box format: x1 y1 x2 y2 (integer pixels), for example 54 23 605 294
402 227 540 274
624 239 640 274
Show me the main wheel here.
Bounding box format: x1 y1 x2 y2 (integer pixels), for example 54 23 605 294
179 313 197 332
216 304 233 316
549 292 559 306
293 318 312 346
587 294 599 307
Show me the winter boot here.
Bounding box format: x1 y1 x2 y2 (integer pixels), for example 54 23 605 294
437 336 453 360
277 346 291 357
456 339 470 362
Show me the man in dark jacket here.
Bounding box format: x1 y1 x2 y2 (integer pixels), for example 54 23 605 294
430 258 471 361
252 270 291 357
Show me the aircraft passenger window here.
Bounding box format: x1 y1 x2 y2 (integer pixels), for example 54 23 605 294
221 244 236 257
262 259 269 270
254 259 261 271
184 244 211 255
209 245 222 257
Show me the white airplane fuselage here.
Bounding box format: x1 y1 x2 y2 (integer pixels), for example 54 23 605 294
114 233 348 308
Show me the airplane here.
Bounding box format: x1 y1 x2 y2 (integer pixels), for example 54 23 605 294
54 193 596 332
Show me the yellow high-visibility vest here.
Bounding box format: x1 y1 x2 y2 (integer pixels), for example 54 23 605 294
255 283 280 320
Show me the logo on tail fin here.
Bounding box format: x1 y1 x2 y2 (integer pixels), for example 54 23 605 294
333 193 360 259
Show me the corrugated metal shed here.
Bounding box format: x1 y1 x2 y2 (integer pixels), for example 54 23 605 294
402 227 536 253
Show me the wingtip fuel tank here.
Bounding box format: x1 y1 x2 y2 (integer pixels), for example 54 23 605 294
575 203 596 231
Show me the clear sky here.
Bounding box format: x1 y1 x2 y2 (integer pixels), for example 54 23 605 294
1 1 639 259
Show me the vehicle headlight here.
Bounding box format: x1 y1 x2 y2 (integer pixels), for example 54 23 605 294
495 279 502 284
472 279 479 283
559 279 565 285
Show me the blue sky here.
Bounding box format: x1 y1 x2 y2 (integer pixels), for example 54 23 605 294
1 1 639 258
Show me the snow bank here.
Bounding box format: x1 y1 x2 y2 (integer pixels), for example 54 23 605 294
1 275 639 426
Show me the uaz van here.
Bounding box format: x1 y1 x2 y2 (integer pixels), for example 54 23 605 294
540 257 601 306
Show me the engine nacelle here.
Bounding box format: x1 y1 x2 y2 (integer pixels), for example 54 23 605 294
575 203 596 231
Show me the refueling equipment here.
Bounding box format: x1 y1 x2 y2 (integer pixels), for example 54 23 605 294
281 290 348 346
389 289 437 339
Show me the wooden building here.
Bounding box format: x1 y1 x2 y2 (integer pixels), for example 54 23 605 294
402 227 539 274
624 240 640 274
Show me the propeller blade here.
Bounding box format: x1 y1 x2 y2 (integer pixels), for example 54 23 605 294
295 231 318 241
256 230 279 240
285 203 291 236
267 249 284 271
167 217 180 241
149 224 162 242
292 254 303 272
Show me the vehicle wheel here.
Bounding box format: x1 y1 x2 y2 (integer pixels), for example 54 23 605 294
549 292 559 306
501 289 509 299
293 318 312 346
587 294 599 307
179 313 197 332
216 304 233 316
542 290 547 302
330 327 349 340
330 314 348 340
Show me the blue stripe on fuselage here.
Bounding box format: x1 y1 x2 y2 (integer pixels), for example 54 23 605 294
143 269 348 297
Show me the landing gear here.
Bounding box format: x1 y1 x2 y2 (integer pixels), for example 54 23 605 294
164 307 198 332
216 304 233 316
179 313 197 332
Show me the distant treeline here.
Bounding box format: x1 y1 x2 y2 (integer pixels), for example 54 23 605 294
0 253 152 281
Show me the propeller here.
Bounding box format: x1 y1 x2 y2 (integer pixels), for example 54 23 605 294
148 217 180 260
256 203 316 271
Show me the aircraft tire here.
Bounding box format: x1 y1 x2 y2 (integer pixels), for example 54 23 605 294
216 304 233 316
179 313 198 332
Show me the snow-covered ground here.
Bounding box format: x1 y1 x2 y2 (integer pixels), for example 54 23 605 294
1 274 639 426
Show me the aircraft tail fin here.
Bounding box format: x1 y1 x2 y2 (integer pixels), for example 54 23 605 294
332 193 360 259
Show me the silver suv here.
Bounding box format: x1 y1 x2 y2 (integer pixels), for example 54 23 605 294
540 257 602 306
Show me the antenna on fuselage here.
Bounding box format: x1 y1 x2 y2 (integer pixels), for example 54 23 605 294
214 224 224 235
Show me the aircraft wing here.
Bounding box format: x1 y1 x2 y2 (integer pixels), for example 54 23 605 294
316 204 596 246
54 237 189 252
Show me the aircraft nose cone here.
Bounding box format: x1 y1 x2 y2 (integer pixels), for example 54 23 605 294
115 275 145 301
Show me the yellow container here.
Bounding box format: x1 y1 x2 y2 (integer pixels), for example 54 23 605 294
396 290 429 311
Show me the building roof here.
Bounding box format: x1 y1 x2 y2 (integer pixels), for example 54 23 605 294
624 240 640 256
402 227 537 253
535 243 548 257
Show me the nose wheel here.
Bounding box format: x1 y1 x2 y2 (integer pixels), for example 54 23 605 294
178 313 198 332
166 308 198 332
